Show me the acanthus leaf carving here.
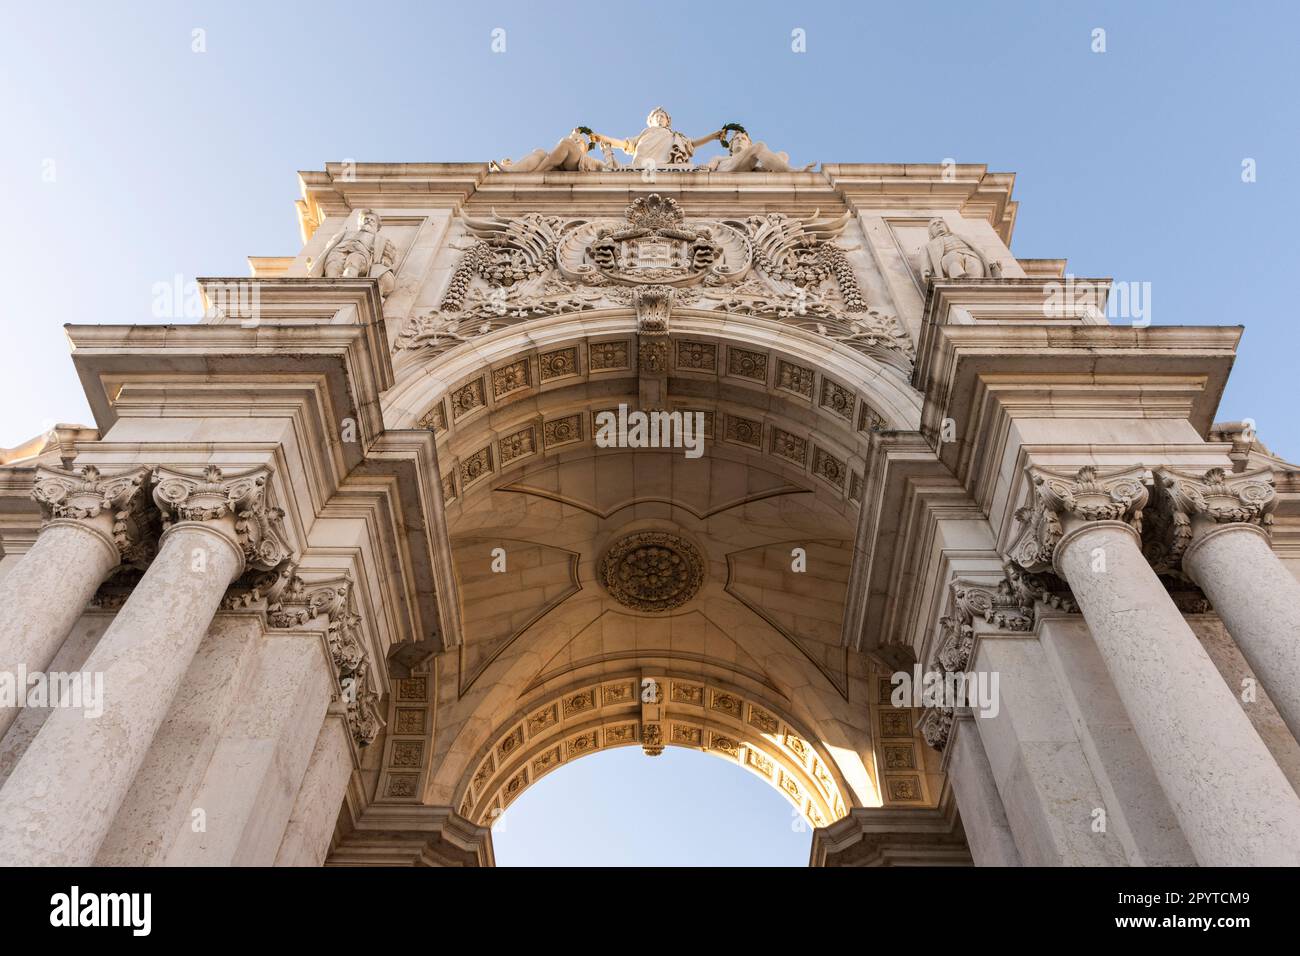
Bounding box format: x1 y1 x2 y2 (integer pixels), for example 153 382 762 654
263 569 385 747
32 464 155 565
1007 465 1149 574
151 464 292 572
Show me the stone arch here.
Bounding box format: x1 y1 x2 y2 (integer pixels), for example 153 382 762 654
456 670 852 829
368 306 940 843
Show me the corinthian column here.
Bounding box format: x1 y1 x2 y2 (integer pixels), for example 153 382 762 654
1008 464 1300 866
1154 466 1300 741
0 465 151 742
0 465 291 866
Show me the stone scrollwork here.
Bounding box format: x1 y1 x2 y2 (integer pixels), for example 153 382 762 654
1146 466 1276 573
31 464 155 565
921 567 1072 752
919 707 954 752
1007 465 1149 574
257 568 386 747
396 195 914 370
152 464 292 572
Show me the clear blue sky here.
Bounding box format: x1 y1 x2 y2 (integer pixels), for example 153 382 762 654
1 1 1296 864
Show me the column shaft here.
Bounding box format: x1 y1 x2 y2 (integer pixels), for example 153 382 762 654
0 524 242 866
1183 524 1300 742
0 522 119 741
1056 521 1300 865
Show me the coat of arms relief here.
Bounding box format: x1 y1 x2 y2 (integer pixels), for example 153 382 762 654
395 194 915 371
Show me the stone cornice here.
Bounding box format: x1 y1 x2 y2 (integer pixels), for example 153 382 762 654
918 277 1114 335
66 322 390 463
822 164 1016 242
298 164 487 230
326 804 494 867
293 162 1017 239
332 429 462 651
915 323 1241 499
808 790 970 867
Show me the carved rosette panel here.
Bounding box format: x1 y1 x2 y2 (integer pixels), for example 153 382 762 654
598 531 705 612
31 464 155 565
1007 465 1148 574
152 464 292 572
396 195 914 370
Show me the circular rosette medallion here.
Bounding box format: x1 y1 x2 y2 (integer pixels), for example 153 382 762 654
598 531 705 612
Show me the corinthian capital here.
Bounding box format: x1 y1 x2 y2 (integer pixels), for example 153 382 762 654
1149 466 1276 569
31 464 154 563
152 464 292 571
1007 464 1149 573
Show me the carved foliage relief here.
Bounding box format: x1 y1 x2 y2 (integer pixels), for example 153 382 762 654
395 195 913 370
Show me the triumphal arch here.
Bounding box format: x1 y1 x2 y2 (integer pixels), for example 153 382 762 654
2 112 1300 867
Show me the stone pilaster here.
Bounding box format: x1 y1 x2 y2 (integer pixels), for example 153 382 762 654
264 572 384 748
0 465 292 866
0 465 151 741
1008 464 1300 865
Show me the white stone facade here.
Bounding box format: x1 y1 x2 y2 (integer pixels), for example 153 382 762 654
2 125 1298 866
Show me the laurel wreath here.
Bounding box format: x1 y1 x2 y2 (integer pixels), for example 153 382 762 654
719 123 748 149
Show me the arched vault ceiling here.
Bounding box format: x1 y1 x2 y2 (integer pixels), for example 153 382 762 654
384 311 935 820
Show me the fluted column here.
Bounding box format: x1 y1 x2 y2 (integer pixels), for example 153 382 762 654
0 465 151 742
0 465 291 866
1009 464 1300 866
1154 466 1300 743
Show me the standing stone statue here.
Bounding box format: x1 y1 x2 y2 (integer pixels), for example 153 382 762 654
701 129 813 173
589 107 723 169
920 218 1001 280
308 208 398 297
490 128 606 172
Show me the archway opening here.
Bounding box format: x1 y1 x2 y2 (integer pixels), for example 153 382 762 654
491 746 813 866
